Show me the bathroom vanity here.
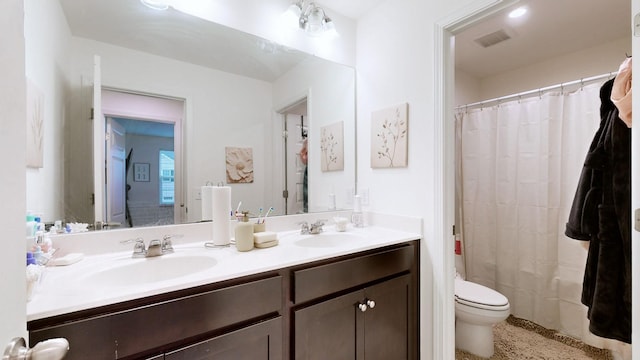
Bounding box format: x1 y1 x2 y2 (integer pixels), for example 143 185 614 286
26 223 419 360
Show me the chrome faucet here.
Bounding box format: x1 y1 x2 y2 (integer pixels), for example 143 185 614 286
309 220 326 234
146 239 164 257
299 221 310 235
121 235 176 258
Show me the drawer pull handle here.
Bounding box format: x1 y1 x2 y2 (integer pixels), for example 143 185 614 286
358 303 368 312
366 299 376 309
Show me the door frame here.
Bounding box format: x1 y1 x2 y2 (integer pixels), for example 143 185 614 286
436 1 638 359
433 1 522 359
2 0 27 345
274 90 311 215
99 87 185 226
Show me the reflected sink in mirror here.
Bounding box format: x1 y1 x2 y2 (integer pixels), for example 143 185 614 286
79 255 217 288
289 232 367 248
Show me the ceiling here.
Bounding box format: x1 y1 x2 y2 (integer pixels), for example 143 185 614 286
453 0 630 79
322 0 630 78
319 0 386 20
59 0 631 82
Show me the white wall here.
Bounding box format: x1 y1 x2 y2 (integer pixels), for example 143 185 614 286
458 35 631 104
273 57 356 213
24 0 71 222
454 69 481 106
356 1 482 357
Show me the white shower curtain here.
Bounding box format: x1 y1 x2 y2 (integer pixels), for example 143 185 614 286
455 81 616 344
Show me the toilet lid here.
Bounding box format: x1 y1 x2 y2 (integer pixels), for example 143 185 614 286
455 279 509 308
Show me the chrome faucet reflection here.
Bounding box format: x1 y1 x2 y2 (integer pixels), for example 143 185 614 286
121 235 177 258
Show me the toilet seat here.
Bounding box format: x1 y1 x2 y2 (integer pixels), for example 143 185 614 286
455 279 509 311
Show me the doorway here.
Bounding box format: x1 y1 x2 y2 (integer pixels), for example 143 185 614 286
279 98 308 215
101 89 184 227
106 116 176 228
440 0 633 359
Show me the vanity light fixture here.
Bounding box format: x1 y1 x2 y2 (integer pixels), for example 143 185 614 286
140 0 170 11
283 1 339 37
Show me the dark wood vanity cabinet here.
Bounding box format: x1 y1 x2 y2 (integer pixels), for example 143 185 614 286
164 317 282 360
28 276 283 360
291 243 418 360
28 240 418 360
295 275 412 359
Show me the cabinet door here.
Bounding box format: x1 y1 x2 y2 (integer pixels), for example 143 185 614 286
164 317 282 360
294 290 364 360
363 275 412 360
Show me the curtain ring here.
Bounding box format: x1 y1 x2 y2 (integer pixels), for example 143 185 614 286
580 78 584 91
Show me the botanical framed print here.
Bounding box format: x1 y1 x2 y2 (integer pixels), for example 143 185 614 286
371 103 408 168
320 121 344 172
26 79 44 168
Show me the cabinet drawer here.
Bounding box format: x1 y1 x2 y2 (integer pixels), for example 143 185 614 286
293 244 414 304
30 275 282 360
165 317 282 360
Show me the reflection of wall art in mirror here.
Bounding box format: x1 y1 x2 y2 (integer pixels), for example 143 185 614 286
320 121 344 172
133 163 150 182
26 79 44 168
371 103 408 168
226 147 254 183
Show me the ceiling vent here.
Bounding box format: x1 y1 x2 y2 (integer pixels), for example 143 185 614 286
474 29 511 48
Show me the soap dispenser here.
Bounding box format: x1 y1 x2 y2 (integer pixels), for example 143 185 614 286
351 195 364 227
235 211 254 252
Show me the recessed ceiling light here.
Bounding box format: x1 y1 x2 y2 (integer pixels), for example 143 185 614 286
140 0 169 11
508 7 527 18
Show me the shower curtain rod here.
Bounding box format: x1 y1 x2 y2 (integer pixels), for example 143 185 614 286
455 71 617 111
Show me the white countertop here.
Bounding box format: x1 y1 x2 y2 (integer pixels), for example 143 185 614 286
27 224 420 322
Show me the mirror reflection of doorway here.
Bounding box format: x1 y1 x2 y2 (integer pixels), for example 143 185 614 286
281 98 308 215
101 89 184 228
106 117 175 227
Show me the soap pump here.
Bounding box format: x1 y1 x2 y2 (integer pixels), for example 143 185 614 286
235 211 254 252
351 195 364 227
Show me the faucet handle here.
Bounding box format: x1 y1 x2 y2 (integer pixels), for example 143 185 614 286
130 238 146 257
120 237 144 245
162 234 180 253
298 221 310 234
310 219 327 234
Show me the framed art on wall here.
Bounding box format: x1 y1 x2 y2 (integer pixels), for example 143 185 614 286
134 163 150 182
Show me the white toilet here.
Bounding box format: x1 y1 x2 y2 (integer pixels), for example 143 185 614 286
455 275 510 358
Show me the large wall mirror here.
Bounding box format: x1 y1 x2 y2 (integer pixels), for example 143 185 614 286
51 0 356 229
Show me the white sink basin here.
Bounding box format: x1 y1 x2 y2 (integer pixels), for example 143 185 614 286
291 232 366 248
79 255 217 288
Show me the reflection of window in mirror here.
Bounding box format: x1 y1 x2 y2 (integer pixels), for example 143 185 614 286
159 150 175 205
